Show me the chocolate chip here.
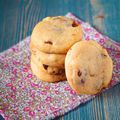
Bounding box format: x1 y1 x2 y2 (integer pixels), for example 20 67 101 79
52 71 56 74
90 74 95 77
101 53 107 57
44 41 53 45
81 79 85 84
78 70 82 77
43 64 48 70
72 21 79 27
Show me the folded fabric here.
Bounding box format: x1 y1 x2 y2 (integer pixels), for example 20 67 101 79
0 13 120 120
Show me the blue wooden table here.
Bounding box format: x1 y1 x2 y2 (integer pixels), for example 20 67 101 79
0 0 120 120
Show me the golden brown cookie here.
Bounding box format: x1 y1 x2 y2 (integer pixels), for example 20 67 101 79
31 16 83 54
31 54 65 75
30 42 65 67
65 40 113 95
30 60 66 83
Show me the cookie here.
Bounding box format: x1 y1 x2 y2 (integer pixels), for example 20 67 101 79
31 54 65 75
30 42 65 67
30 60 66 82
65 40 113 94
31 16 83 54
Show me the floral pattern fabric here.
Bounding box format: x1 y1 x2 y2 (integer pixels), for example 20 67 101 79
0 13 120 120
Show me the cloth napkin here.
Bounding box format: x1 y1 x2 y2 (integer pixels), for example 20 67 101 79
0 13 120 120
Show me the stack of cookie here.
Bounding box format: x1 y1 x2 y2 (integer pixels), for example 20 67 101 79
30 16 83 82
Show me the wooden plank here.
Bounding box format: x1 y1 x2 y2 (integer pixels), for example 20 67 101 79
0 0 120 120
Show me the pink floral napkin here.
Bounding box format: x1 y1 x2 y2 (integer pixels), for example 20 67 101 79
0 13 120 120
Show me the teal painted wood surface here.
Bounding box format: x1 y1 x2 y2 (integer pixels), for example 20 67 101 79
0 0 120 120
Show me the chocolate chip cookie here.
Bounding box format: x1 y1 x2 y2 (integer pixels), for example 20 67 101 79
31 54 65 75
65 40 113 94
31 60 66 82
30 42 65 67
31 16 83 54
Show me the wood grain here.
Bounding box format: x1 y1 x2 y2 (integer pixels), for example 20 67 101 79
0 0 120 120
